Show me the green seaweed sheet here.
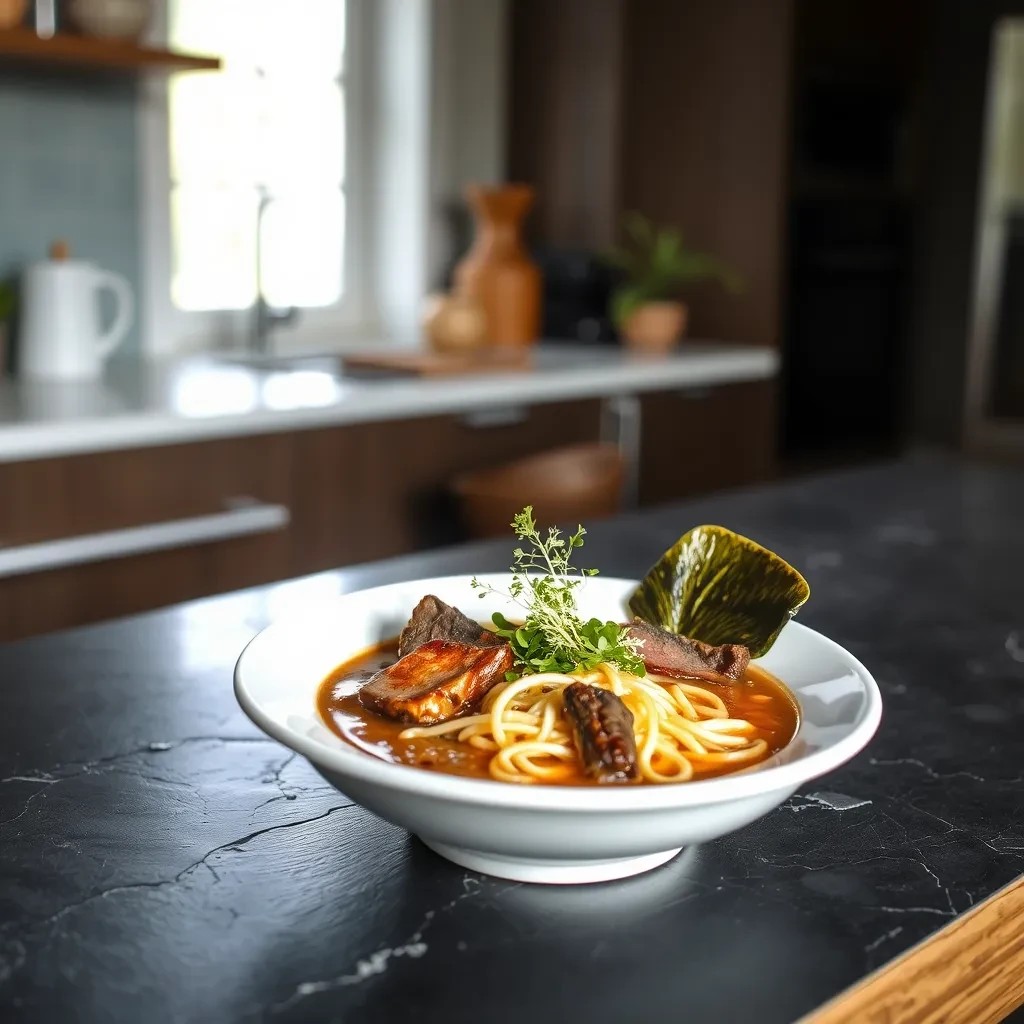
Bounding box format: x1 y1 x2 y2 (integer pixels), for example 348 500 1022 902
628 525 810 657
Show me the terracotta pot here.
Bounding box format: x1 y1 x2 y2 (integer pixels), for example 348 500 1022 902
621 300 688 353
421 292 488 354
0 0 27 30
452 184 541 347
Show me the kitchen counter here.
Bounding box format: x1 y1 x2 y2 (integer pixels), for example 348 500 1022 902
2 456 1023 1024
0 341 776 462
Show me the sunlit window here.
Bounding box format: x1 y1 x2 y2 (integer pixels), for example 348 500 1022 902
168 0 347 312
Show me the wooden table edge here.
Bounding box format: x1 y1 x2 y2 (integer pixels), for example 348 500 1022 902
800 874 1024 1024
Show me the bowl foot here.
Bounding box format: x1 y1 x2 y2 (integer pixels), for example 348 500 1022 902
420 839 683 884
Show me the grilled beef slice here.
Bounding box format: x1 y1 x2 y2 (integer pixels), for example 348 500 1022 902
624 621 750 683
563 682 639 783
397 595 503 658
359 639 513 725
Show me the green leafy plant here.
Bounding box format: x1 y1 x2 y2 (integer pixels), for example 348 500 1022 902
471 506 645 679
607 212 741 327
0 282 15 323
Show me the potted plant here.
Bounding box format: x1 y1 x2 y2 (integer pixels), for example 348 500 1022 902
0 282 15 377
608 213 741 352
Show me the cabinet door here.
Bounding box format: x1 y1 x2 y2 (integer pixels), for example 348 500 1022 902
0 434 292 641
289 398 604 575
637 380 777 506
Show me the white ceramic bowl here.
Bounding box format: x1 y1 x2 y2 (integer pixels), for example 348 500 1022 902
234 575 882 885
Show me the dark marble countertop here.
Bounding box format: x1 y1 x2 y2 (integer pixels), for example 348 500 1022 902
2 456 1023 1024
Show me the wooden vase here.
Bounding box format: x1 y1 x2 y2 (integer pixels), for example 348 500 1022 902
452 184 541 347
0 0 27 30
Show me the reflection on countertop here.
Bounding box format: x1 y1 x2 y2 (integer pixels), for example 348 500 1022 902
0 341 778 462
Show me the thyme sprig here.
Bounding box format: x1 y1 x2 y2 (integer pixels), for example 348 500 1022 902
471 506 645 679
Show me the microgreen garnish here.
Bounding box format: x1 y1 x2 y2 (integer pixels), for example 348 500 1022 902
471 506 645 679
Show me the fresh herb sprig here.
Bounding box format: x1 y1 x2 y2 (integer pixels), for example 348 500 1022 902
471 506 645 679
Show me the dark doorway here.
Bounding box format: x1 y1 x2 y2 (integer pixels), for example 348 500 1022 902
780 0 927 467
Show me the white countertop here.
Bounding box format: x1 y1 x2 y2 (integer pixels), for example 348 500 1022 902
0 342 778 463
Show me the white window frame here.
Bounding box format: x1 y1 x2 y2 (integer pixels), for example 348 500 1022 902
137 0 377 357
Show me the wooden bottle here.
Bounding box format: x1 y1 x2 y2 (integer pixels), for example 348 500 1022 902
452 184 541 347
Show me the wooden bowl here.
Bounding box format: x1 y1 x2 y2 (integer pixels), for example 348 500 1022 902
453 442 625 539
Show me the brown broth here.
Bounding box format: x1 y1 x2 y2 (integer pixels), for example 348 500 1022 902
317 640 800 785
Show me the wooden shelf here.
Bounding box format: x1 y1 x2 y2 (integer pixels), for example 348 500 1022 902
0 27 220 74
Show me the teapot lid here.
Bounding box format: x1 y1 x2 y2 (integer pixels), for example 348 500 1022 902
38 240 90 270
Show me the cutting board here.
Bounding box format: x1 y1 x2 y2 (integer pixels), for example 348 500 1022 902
342 347 533 378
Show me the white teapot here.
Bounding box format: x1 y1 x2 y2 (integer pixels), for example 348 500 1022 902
19 242 134 381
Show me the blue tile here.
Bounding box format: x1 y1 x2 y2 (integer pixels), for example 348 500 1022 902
0 76 141 351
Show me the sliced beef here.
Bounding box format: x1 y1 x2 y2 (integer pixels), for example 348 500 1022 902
563 682 639 783
397 595 503 658
625 621 750 684
359 639 513 725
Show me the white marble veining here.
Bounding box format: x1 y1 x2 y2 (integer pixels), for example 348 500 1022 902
0 342 777 462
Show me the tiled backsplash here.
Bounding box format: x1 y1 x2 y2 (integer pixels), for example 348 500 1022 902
0 74 141 353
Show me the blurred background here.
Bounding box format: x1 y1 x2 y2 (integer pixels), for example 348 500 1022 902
1 0 1023 640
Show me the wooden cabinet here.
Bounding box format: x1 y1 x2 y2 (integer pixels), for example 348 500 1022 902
0 434 293 641
0 386 775 641
289 399 604 574
637 380 777 506
0 434 292 547
0 399 604 641
508 0 793 349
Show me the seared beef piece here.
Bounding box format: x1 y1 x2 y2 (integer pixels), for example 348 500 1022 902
359 639 513 725
624 621 750 683
398 595 503 658
563 683 639 783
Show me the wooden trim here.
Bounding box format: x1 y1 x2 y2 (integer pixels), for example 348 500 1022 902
619 0 794 350
0 27 220 73
806 875 1024 1024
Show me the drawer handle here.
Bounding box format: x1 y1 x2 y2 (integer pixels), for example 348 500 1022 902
0 499 290 579
460 406 529 429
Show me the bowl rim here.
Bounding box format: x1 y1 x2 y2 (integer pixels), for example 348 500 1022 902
233 574 883 812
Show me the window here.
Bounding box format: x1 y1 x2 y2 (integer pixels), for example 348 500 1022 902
166 0 349 315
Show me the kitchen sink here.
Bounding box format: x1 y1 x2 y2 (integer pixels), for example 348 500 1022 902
213 351 347 374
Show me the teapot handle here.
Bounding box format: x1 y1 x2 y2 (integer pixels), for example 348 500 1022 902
94 270 135 359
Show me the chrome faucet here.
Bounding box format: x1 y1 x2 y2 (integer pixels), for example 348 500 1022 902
252 192 298 354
